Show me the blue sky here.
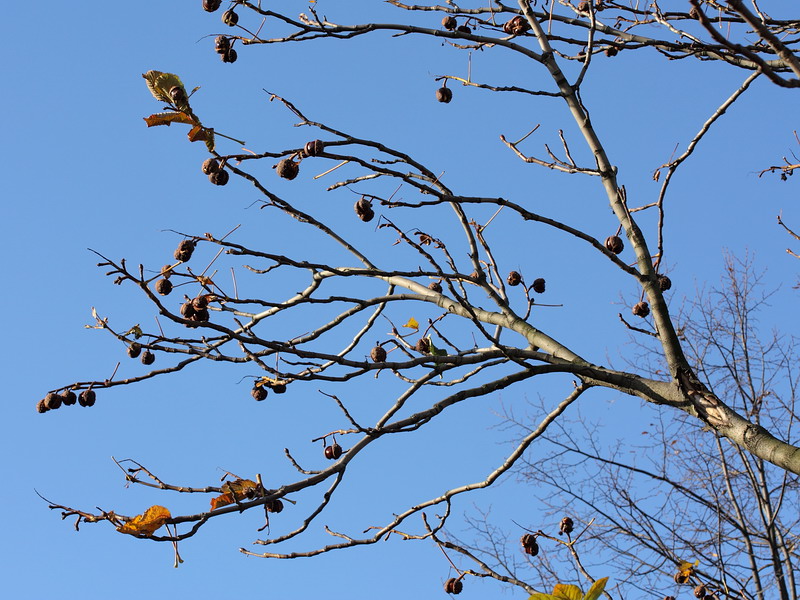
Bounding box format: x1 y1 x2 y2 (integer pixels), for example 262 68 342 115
3 2 798 598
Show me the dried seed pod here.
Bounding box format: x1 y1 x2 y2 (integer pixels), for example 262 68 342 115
221 47 238 63
507 271 522 286
265 498 284 513
503 15 530 35
214 35 230 54
444 578 463 594
674 572 690 585
222 9 238 26
127 343 142 359
354 198 374 222
169 85 187 107
532 278 546 294
79 389 96 407
191 308 210 323
604 46 618 57
161 264 174 279
663 597 676 600
155 278 173 296
192 295 210 310
303 139 325 157
441 16 457 30
44 392 62 411
276 158 299 180
657 274 672 291
209 169 229 186
36 399 49 413
428 281 443 293
180 301 196 319
436 86 453 103
141 350 155 366
60 390 77 406
415 338 430 354
456 24 471 34
694 585 707 598
520 534 539 556
252 385 268 401
324 443 342 460
370 345 387 362
577 0 590 11
202 158 220 175
559 516 574 535
632 301 650 318
203 0 221 12
605 235 624 254
271 382 287 394
174 239 196 262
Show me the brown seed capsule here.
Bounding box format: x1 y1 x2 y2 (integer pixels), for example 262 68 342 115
436 86 453 103
663 597 676 600
303 139 325 157
79 389 96 407
693 585 707 598
141 350 155 365
60 390 77 406
415 338 430 354
222 9 238 26
503 15 530 35
169 86 187 107
371 345 387 363
36 399 49 413
577 0 590 11
44 392 62 410
214 35 230 54
209 169 229 186
161 264 174 279
657 274 672 291
604 46 618 57
221 47 238 63
428 281 443 293
202 158 220 175
354 197 374 222
605 235 624 254
271 382 287 394
507 271 522 286
192 295 210 310
180 301 196 319
127 343 142 358
174 239 195 262
265 498 284 513
191 308 210 323
444 578 463 594
252 385 268 401
532 278 546 294
155 278 173 296
559 516 574 535
520 534 539 556
276 158 299 180
674 572 689 585
324 443 342 460
203 0 221 12
441 16 457 30
456 24 471 34
632 301 650 318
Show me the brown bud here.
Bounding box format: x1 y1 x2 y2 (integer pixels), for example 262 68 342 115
127 343 142 358
532 278 546 293
60 390 77 406
370 345 387 363
209 169 229 186
520 534 539 556
503 15 530 35
605 235 624 254
222 9 238 26
221 48 238 63
303 139 325 157
324 443 342 460
415 338 430 354
155 278 173 296
444 578 463 594
507 271 522 286
657 274 672 291
632 301 650 318
559 516 574 535
265 498 283 513
214 35 230 54
441 16 457 30
44 392 62 410
141 350 155 366
36 399 49 413
79 389 96 407
436 86 453 103
203 0 221 12
428 281 443 293
174 239 195 262
276 158 299 180
694 585 707 598
202 158 220 175
252 385 268 401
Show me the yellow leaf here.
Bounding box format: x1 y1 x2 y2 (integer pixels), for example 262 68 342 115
117 505 171 536
552 584 583 600
144 111 196 128
403 317 419 330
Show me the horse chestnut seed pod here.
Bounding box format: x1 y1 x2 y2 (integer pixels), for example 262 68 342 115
141 350 155 366
507 271 522 286
192 295 209 310
428 281 443 293
252 386 268 401
202 158 220 175
44 392 62 410
633 301 650 318
605 235 624 254
169 86 187 106
203 0 221 12
160 264 174 279
674 572 690 585
441 16 457 30
155 278 173 296
520 534 539 556
221 47 238 63
79 389 96 407
180 301 196 319
222 9 238 26
456 24 471 34
371 345 387 362
354 198 374 222
214 35 230 54
127 343 142 359
303 139 325 157
276 158 299 180
36 399 49 413
324 443 343 460
436 86 453 103
444 578 463 594
415 338 430 354
658 274 672 291
694 585 707 598
503 16 530 35
174 239 195 262
265 499 283 513
60 390 77 406
271 382 287 394
209 169 230 186
532 278 546 293
191 308 210 323
560 516 574 535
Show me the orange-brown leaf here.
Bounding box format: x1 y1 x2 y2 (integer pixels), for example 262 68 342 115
211 478 259 510
210 492 234 510
187 124 208 142
144 112 195 128
117 505 171 536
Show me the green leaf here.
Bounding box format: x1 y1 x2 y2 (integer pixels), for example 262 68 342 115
583 578 608 600
142 70 187 106
427 336 447 356
552 584 583 600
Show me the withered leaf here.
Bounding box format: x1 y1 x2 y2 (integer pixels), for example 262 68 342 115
117 505 171 536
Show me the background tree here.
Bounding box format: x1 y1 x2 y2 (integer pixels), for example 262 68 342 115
17 1 800 598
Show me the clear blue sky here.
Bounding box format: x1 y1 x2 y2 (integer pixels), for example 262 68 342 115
3 2 798 598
